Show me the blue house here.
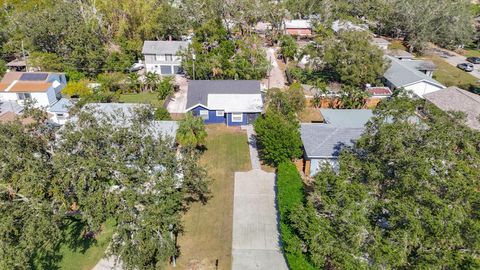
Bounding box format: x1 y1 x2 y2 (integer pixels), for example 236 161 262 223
185 80 263 126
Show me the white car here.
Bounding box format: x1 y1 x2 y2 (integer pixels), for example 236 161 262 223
129 63 144 72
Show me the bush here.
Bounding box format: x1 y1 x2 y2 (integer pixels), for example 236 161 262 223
254 111 302 166
277 162 316 270
154 107 171 120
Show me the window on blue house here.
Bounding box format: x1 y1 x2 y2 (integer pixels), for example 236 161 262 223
216 110 224 117
199 110 209 120
231 113 243 122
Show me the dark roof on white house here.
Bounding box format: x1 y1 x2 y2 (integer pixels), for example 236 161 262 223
186 80 261 110
424 87 480 131
142 41 189 55
301 124 364 158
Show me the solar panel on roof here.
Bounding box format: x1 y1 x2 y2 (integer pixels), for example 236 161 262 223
19 73 49 81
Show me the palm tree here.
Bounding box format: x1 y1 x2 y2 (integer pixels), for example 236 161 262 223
145 72 159 92
127 73 140 93
176 113 207 149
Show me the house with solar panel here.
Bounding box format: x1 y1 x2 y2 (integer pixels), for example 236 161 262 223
185 80 263 126
0 71 70 124
300 109 373 176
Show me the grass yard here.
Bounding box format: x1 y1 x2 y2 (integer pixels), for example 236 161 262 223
58 218 116 270
464 49 480 58
169 125 251 270
119 92 163 107
425 55 480 90
298 107 323 123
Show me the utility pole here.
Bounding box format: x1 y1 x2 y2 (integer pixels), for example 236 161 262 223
21 40 28 71
267 55 272 90
192 53 196 80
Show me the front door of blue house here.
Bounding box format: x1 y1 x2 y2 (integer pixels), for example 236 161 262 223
246 113 258 124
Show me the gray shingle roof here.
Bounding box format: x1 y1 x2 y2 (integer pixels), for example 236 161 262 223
48 98 73 113
142 41 189 55
424 87 480 131
301 123 364 158
320 109 373 128
186 80 261 110
384 56 443 88
81 103 179 139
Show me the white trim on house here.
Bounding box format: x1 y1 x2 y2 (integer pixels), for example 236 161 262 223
231 113 243 123
199 109 209 120
216 110 225 117
185 103 209 112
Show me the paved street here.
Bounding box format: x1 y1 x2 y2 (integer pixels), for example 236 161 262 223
428 47 480 80
166 75 188 113
263 47 287 89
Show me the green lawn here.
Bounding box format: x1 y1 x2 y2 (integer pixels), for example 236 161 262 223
168 125 251 270
464 49 480 58
119 92 163 107
425 55 480 91
58 219 116 270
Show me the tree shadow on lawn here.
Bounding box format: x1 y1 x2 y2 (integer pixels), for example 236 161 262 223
63 216 99 254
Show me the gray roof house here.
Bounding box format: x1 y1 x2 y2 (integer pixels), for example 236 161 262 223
186 80 263 126
79 103 179 140
47 98 74 125
301 109 374 176
383 56 445 98
320 109 373 128
424 86 480 131
301 124 365 176
142 40 189 76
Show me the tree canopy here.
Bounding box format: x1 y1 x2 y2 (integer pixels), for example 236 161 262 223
288 97 480 269
0 108 209 269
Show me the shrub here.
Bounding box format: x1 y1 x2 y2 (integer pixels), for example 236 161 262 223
254 111 302 166
154 107 171 120
277 162 316 270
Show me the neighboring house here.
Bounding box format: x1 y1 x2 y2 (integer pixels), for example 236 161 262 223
0 71 69 124
301 109 373 176
383 56 445 98
0 72 66 107
367 87 392 99
283 20 312 37
424 86 480 131
6 58 26 72
301 124 364 176
320 109 373 127
371 37 390 50
79 103 179 140
386 49 415 60
48 98 74 125
332 20 369 33
186 80 263 126
142 40 189 76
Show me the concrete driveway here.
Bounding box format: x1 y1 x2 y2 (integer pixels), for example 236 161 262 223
232 169 289 270
166 75 188 113
428 47 480 80
263 47 287 90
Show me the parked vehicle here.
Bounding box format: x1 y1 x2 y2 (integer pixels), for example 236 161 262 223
467 57 480 64
457 63 474 72
128 63 144 72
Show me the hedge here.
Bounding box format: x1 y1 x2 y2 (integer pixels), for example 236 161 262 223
277 162 316 270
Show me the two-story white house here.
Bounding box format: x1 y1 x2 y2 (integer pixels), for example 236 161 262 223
142 40 189 76
0 71 71 124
